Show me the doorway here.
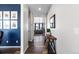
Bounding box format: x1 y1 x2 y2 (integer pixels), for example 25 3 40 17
34 17 45 34
34 23 45 34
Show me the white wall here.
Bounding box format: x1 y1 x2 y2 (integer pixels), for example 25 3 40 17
23 5 29 53
47 4 79 54
23 5 34 53
30 12 34 41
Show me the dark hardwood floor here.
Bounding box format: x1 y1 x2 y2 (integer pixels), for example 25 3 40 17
25 35 48 54
0 48 20 54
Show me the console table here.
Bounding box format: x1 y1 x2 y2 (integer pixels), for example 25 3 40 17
45 34 57 54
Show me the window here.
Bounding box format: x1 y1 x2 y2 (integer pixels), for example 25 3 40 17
34 17 44 30
34 17 44 23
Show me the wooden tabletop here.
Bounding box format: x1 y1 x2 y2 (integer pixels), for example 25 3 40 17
46 34 57 41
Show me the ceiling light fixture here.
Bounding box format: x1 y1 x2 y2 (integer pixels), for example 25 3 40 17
38 7 41 11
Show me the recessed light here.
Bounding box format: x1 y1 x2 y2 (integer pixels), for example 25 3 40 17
38 7 41 11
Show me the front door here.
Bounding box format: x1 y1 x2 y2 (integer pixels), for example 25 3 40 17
34 23 45 34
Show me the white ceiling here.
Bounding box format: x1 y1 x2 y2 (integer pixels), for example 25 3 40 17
28 4 51 17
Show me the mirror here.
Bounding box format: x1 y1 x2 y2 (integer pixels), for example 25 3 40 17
50 14 55 28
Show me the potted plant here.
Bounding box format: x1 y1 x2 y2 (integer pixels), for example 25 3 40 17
47 29 50 32
47 28 51 35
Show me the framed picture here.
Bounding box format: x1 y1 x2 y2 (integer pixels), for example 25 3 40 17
11 11 18 20
3 11 10 20
11 21 17 29
50 14 55 28
0 11 2 20
0 21 2 29
3 21 10 29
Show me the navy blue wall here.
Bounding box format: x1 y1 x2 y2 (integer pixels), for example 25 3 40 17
0 4 20 46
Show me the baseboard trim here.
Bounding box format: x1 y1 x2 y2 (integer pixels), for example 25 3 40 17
24 46 28 54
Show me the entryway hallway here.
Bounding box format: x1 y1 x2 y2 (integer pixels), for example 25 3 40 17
23 4 56 54
23 4 79 54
